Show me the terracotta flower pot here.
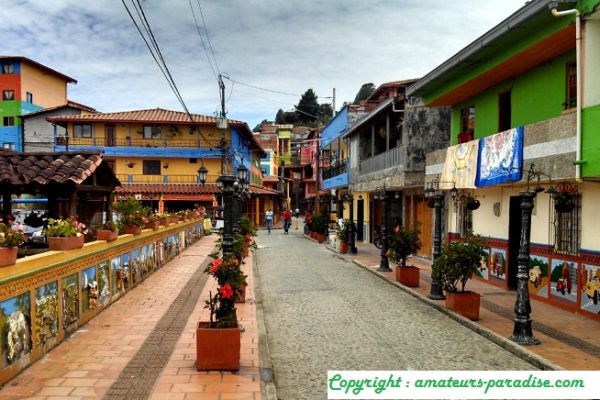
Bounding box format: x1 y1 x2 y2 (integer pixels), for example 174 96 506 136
242 243 249 258
124 225 142 235
445 291 480 321
48 234 85 251
160 219 168 227
0 247 18 267
396 265 420 287
196 322 240 371
339 240 348 254
145 221 160 230
97 229 118 242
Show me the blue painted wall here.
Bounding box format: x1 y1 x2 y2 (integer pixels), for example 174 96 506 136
0 126 21 150
322 171 349 190
320 106 348 148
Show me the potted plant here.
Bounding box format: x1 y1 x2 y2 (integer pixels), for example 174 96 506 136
554 192 575 213
465 196 481 210
239 215 257 257
311 213 327 243
45 217 87 250
0 221 27 267
431 232 487 320
96 221 119 242
336 219 350 254
114 199 148 234
158 214 169 227
143 214 160 230
388 227 422 287
197 255 245 370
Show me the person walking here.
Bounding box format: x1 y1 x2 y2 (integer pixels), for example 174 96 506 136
282 209 293 234
265 209 274 234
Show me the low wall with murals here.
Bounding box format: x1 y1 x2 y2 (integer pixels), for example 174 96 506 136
0 218 207 385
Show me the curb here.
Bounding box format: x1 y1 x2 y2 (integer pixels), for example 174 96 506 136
349 259 563 371
252 252 279 400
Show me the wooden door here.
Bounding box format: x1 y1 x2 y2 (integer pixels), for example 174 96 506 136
414 195 432 258
105 125 116 146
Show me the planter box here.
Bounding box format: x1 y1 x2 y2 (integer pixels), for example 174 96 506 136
168 217 179 225
124 225 142 235
0 247 18 267
339 240 348 254
145 221 160 230
48 235 84 251
196 322 240 371
445 291 480 321
316 233 325 243
235 284 246 304
96 229 118 242
159 219 169 227
396 266 420 287
242 243 249 258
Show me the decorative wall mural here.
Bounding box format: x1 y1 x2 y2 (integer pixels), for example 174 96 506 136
146 244 155 273
528 255 549 298
478 248 489 280
81 266 98 313
0 292 32 366
34 282 58 346
122 253 131 290
140 246 148 277
163 237 174 261
131 248 140 285
581 264 600 314
98 261 110 307
111 256 123 297
61 273 79 331
550 259 577 304
490 248 506 281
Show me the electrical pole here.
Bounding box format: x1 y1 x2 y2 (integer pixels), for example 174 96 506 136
332 88 336 116
315 124 320 214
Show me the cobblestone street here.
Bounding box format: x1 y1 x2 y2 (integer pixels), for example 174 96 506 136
255 228 536 399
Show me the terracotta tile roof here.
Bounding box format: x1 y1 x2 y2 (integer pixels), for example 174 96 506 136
261 176 280 182
47 108 246 126
0 151 119 187
21 100 96 118
116 182 283 196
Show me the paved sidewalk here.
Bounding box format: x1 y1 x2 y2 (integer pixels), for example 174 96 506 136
0 235 262 400
325 238 600 371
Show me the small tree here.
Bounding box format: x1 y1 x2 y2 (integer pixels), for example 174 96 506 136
431 232 487 293
388 228 422 268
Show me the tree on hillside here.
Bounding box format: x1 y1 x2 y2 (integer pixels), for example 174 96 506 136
275 109 298 125
296 89 320 124
253 119 273 132
353 82 376 104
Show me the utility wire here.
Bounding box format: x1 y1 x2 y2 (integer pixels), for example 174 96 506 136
196 0 220 75
188 0 218 82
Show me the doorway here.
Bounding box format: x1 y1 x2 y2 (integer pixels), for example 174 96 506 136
105 125 116 147
507 196 522 290
357 198 364 241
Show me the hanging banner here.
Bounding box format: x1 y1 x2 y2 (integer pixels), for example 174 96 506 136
475 126 523 187
440 140 479 189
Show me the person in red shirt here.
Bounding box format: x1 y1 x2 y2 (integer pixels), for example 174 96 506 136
282 209 293 234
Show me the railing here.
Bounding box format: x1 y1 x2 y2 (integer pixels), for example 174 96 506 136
359 146 405 175
322 159 347 180
55 137 230 149
116 174 221 184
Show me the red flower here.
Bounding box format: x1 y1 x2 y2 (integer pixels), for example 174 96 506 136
209 264 219 273
219 283 233 299
212 259 222 268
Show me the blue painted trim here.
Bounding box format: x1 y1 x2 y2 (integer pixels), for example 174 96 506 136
321 106 349 148
322 172 349 190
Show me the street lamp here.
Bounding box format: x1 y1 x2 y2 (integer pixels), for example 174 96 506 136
510 163 549 346
375 184 391 272
425 178 452 300
197 162 208 185
344 190 357 254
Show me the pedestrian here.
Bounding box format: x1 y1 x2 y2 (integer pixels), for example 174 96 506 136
282 208 293 234
265 209 273 234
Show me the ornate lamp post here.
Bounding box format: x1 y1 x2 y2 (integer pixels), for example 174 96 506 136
425 178 446 300
510 164 549 346
375 184 391 272
233 163 248 232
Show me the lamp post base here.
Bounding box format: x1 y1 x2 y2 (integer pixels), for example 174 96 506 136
428 282 446 300
510 320 541 345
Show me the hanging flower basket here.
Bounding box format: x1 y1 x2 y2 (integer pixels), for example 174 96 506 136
0 247 18 267
554 194 575 213
466 198 480 210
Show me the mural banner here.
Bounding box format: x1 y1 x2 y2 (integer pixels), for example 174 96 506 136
440 140 479 189
475 126 523 187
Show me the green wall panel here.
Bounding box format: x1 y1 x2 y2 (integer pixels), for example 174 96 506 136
582 104 600 177
0 101 24 126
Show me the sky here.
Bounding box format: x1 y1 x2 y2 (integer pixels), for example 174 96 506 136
1 0 528 130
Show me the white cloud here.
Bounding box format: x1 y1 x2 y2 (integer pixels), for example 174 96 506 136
1 0 527 128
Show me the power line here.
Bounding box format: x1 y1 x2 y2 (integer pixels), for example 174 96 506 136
222 75 333 99
188 0 218 82
196 0 220 75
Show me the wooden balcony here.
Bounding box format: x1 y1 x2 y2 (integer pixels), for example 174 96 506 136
359 145 405 175
116 174 221 185
56 137 230 149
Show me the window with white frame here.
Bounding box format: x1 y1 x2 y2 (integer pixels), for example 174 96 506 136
143 125 161 139
73 123 92 138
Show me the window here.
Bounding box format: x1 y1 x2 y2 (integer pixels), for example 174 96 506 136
455 197 473 238
143 125 161 139
73 123 92 138
498 90 511 132
26 92 33 103
3 90 14 101
565 61 577 110
3 117 15 126
143 160 161 175
551 193 580 256
1 64 14 74
2 143 15 150
458 106 475 143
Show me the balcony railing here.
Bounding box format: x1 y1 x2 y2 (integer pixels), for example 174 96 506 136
116 174 221 185
322 159 347 180
359 145 405 175
56 137 230 149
